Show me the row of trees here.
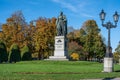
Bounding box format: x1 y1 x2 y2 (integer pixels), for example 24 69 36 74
0 11 106 62
0 41 31 63
0 11 56 61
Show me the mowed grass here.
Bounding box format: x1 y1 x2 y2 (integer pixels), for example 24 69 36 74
0 61 120 80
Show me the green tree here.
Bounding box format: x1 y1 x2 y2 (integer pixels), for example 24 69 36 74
114 42 120 63
115 42 120 53
79 29 86 45
81 20 105 61
113 52 119 63
21 45 32 61
0 41 8 63
94 34 106 61
9 43 21 63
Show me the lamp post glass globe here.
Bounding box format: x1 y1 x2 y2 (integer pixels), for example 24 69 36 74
100 9 106 21
113 11 119 23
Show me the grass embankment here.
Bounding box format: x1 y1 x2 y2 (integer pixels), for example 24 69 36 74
0 61 120 80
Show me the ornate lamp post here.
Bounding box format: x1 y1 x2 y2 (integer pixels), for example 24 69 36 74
100 10 119 72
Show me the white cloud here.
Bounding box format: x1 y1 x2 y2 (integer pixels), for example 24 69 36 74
51 0 94 18
52 0 77 13
81 13 94 18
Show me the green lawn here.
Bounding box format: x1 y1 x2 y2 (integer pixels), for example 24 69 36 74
0 61 120 80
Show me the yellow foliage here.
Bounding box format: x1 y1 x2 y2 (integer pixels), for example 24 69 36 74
0 32 3 39
32 53 38 58
70 53 79 61
113 52 119 63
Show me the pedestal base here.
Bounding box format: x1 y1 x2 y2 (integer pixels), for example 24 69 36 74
48 50 68 61
103 58 113 72
47 36 68 61
48 56 68 61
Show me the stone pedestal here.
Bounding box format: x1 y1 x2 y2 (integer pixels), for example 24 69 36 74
49 36 68 60
103 58 113 72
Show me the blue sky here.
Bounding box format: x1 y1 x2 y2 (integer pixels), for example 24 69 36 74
0 0 120 52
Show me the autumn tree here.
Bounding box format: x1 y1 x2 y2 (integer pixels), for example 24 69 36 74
33 17 56 59
68 41 82 54
67 32 74 42
2 11 27 50
1 11 57 60
67 27 85 60
46 18 56 57
23 20 36 54
68 41 82 60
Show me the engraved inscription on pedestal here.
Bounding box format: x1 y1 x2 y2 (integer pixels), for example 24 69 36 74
54 36 66 57
55 36 64 50
48 36 68 60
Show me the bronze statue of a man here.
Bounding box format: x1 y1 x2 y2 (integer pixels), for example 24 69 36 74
56 12 67 37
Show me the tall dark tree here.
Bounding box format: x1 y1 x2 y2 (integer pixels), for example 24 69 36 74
21 45 32 61
0 41 8 63
9 43 21 63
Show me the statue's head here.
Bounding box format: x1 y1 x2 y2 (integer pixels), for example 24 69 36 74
60 11 63 16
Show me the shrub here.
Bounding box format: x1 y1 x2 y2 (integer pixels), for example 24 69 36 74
0 41 8 63
21 45 32 61
9 43 21 63
32 52 38 60
70 53 80 61
113 52 119 63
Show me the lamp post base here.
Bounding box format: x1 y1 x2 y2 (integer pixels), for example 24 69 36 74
103 57 113 72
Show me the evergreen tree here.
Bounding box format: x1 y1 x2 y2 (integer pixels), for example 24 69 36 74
21 45 32 61
9 43 21 63
0 41 8 63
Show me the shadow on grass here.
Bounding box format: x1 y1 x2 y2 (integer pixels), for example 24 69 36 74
103 77 115 80
13 72 101 74
13 72 85 74
115 70 120 72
